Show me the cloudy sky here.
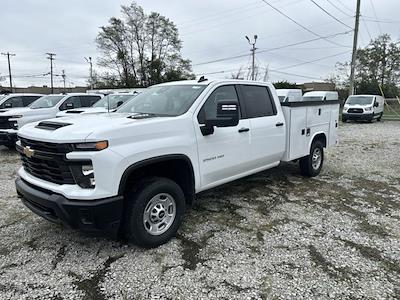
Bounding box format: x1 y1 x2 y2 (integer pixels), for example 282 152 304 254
0 0 399 87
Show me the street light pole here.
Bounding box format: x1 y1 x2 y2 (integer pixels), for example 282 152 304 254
85 57 94 90
246 35 258 81
349 0 361 95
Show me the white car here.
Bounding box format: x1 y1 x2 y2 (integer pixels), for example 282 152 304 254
342 95 384 122
0 93 102 148
56 93 138 118
15 79 339 247
0 93 43 110
276 89 303 102
303 91 338 101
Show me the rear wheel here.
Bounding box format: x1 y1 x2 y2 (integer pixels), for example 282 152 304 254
123 177 185 248
299 141 324 177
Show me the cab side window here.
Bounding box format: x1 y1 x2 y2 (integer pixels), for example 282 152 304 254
81 96 101 107
22 96 41 106
239 85 276 118
60 96 82 110
5 97 23 108
198 85 239 124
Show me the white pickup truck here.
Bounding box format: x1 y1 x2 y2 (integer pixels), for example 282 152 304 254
15 79 339 247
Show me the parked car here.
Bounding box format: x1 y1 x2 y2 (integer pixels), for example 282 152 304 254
56 92 138 118
0 93 44 110
15 79 339 247
0 93 102 148
342 95 384 122
276 89 303 102
303 91 338 101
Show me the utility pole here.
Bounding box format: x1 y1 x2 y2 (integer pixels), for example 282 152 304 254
84 57 93 90
1 52 16 92
61 70 66 92
46 53 56 93
245 35 258 81
349 0 361 96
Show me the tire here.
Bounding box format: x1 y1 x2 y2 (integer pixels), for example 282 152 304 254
377 112 383 121
122 177 186 248
342 118 347 123
299 141 324 177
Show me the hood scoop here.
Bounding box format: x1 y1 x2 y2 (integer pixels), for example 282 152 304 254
66 110 84 114
35 121 72 131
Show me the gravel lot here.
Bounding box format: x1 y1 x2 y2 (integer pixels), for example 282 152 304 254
0 122 399 299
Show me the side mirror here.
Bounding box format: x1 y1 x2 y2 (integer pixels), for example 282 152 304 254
201 100 240 136
374 102 379 107
66 103 74 109
117 101 124 107
4 103 12 108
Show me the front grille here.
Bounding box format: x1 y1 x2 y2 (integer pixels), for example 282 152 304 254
0 116 12 129
348 108 363 114
18 138 75 185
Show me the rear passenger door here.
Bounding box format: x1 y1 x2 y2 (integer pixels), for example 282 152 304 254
238 84 286 167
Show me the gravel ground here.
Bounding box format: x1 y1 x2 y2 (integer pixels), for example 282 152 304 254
0 121 399 299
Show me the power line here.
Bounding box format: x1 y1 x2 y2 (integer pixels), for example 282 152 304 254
324 0 353 18
278 50 351 70
193 30 352 66
309 0 353 30
369 0 382 34
260 0 350 48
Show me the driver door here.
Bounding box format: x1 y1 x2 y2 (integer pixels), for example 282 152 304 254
194 85 251 189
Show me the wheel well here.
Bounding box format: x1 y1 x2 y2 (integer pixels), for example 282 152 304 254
119 155 195 206
313 133 327 148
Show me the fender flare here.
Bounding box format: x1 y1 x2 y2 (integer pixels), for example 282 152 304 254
117 154 195 196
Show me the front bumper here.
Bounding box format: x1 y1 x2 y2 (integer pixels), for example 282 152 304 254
0 130 18 146
342 112 373 121
16 177 124 237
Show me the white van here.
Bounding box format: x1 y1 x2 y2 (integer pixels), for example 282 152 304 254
303 91 338 101
276 89 303 102
342 95 384 122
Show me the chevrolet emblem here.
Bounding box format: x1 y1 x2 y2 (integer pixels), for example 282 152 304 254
23 146 35 158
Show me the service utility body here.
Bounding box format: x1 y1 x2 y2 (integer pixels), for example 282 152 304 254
15 79 339 247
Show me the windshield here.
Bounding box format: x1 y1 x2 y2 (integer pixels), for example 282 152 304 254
0 95 5 104
303 96 324 101
30 95 65 109
117 85 207 116
93 94 135 109
346 96 374 105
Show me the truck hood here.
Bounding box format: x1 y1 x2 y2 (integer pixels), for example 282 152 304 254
17 113 173 143
0 107 32 116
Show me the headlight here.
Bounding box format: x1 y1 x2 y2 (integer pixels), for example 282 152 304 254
364 107 372 111
70 162 95 189
343 106 348 112
72 141 108 151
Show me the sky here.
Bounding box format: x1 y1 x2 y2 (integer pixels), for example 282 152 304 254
0 0 399 88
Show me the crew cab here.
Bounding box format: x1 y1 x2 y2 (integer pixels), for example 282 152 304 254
342 94 384 122
15 79 339 247
0 93 102 148
56 92 138 118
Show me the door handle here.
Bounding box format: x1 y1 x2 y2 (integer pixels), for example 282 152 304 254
238 127 250 133
276 122 284 127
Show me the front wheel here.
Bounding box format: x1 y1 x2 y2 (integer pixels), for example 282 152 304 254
299 141 324 177
377 112 383 121
122 177 186 248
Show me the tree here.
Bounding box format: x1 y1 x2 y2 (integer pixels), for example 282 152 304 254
96 2 194 87
273 81 298 89
330 34 400 97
